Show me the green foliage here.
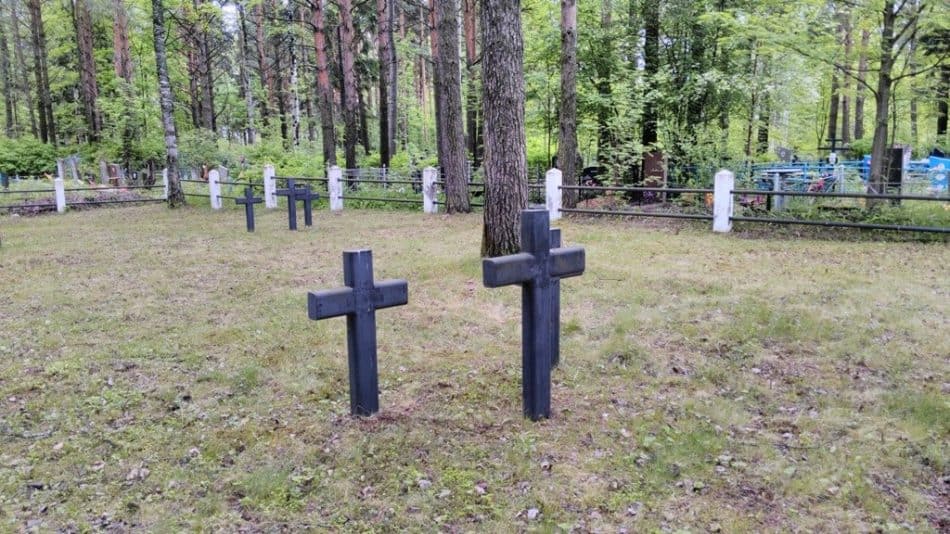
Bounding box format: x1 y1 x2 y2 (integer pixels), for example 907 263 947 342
0 137 58 176
848 139 873 158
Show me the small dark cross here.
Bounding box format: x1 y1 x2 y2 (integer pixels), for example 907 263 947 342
307 250 408 416
235 187 263 232
482 209 585 420
297 185 320 227
276 179 306 230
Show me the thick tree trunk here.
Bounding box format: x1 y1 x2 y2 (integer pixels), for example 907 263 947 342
435 0 470 213
640 0 659 153
27 0 54 144
757 91 770 156
311 0 335 165
869 1 896 198
430 0 444 170
854 30 870 140
289 7 301 146
255 3 273 124
827 73 840 147
11 0 36 138
594 0 612 164
840 14 852 144
463 0 481 167
480 0 527 257
194 0 215 132
0 2 15 137
558 0 578 208
338 0 360 170
114 0 135 172
377 0 397 168
358 84 370 154
74 0 102 142
237 3 256 143
151 0 184 206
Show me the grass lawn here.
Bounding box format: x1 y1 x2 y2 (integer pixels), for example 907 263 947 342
0 205 947 531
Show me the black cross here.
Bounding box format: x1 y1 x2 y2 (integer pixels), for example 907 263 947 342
307 250 408 416
550 228 561 368
297 185 320 227
482 209 585 420
235 187 263 232
275 179 310 230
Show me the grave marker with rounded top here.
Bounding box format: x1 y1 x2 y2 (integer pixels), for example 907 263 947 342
482 209 586 420
235 187 263 232
307 250 408 416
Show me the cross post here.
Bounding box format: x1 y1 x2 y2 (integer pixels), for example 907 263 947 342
235 187 264 232
482 209 585 420
276 179 302 230
297 184 320 227
307 250 408 416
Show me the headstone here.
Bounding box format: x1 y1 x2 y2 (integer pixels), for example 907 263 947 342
482 209 586 420
776 147 793 163
235 187 263 232
328 166 343 211
545 168 562 221
643 151 667 183
307 250 409 416
713 170 735 233
423 167 438 214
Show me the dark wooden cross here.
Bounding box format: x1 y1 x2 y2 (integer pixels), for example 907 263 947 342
307 250 408 416
235 187 263 232
297 185 320 227
482 209 585 420
550 228 561 368
276 179 306 230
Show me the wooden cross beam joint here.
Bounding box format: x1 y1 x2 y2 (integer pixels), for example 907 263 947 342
307 250 408 416
235 187 263 232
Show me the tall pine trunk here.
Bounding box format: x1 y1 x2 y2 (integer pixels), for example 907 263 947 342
840 13 852 144
74 0 102 142
868 1 897 198
311 0 336 166
377 0 397 168
237 3 256 143
463 0 481 167
938 65 949 137
557 0 578 208
0 2 15 137
430 0 444 171
152 0 184 206
436 0 470 213
854 30 870 141
11 0 37 138
27 0 54 144
114 0 135 173
338 0 359 170
480 0 527 257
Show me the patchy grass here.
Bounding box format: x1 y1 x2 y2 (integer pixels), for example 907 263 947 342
0 205 947 531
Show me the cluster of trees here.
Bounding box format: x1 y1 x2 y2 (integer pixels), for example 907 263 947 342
0 0 947 252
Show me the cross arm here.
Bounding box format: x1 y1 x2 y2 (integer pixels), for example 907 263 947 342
373 279 408 309
308 287 355 320
550 247 585 279
483 253 536 288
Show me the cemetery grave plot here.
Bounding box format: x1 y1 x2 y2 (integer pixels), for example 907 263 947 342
0 205 947 531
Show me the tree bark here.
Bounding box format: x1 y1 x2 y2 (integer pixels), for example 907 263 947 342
938 64 949 137
338 0 360 170
11 0 36 138
430 0 444 170
435 0 470 213
869 1 897 198
255 3 273 124
854 30 870 140
27 0 54 144
237 2 256 143
594 0 613 164
0 1 15 137
194 0 215 132
114 0 135 172
151 0 184 206
311 0 335 165
480 0 527 257
827 72 840 147
74 0 102 142
840 13 852 144
377 0 397 168
463 0 481 167
558 0 578 208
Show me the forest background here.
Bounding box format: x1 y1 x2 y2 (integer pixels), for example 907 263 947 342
0 0 947 188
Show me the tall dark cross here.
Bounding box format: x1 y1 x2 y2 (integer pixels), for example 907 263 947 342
550 228 561 368
276 179 306 230
235 187 263 232
482 209 586 420
307 250 408 416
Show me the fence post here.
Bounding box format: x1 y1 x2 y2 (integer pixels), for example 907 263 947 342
209 169 222 210
56 158 65 183
545 168 563 221
162 168 169 199
329 166 343 211
713 169 734 233
263 164 277 208
423 167 438 214
772 171 786 212
54 176 66 213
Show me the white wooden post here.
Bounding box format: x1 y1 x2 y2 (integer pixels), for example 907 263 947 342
162 168 169 199
54 177 66 213
423 167 438 214
56 159 65 183
328 166 343 211
713 169 734 233
263 165 277 208
208 169 222 209
772 171 785 212
545 168 563 221
69 157 80 184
